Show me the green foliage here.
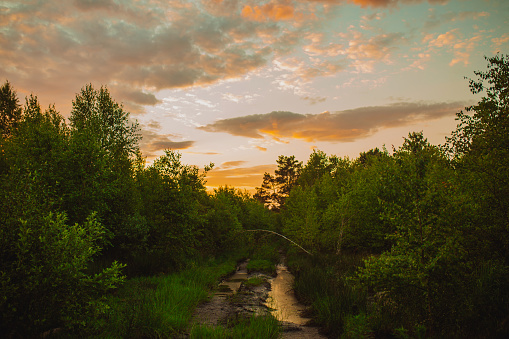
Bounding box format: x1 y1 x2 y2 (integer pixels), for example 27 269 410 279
83 258 237 338
244 276 266 287
131 150 213 271
0 80 22 138
247 260 276 275
0 210 124 336
287 252 367 337
203 186 245 252
69 84 140 158
63 84 141 246
190 315 280 339
446 53 509 263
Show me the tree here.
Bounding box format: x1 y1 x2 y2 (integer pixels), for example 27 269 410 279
69 84 140 158
255 155 302 211
0 80 22 138
134 150 213 270
0 87 124 335
355 132 469 334
446 54 509 262
254 172 278 209
63 85 141 244
298 149 341 187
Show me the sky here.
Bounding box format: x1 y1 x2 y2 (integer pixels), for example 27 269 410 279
1 0 508 192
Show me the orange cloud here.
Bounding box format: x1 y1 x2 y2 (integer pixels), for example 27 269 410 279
429 29 459 48
200 102 466 142
241 1 294 22
309 0 448 8
349 0 393 7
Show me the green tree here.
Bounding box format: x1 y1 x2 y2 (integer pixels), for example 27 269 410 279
0 80 22 138
298 149 343 187
63 85 141 246
355 133 475 335
282 151 352 252
446 54 509 262
69 84 140 157
0 89 124 336
134 150 213 270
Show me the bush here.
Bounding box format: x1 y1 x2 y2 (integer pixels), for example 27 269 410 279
0 211 124 336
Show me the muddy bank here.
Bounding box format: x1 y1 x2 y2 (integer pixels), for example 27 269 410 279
193 260 272 326
192 259 327 338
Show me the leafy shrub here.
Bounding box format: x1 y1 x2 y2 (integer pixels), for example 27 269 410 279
0 211 124 336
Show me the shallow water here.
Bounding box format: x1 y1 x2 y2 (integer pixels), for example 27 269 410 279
267 264 310 325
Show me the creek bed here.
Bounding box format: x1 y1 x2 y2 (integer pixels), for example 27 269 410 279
192 258 326 338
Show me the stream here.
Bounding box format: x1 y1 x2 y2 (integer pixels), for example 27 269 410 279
193 258 326 338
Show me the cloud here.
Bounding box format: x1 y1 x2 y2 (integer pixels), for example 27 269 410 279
199 101 465 142
306 0 448 8
242 1 295 22
199 111 305 139
186 151 221 155
303 96 327 104
492 33 509 53
206 164 277 190
0 0 305 114
426 29 483 66
220 161 248 168
337 30 406 72
429 29 459 48
139 129 195 158
424 11 489 31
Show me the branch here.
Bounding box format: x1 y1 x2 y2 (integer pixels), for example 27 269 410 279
240 229 313 256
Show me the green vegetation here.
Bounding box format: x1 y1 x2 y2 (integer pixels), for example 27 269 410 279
1 55 508 338
244 276 267 287
270 54 509 338
81 258 238 338
247 260 276 276
0 82 275 335
190 314 280 339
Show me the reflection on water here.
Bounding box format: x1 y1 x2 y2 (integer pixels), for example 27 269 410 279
267 264 310 325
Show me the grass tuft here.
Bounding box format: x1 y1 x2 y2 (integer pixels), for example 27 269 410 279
247 259 276 275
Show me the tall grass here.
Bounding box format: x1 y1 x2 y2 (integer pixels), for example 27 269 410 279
190 314 280 339
286 250 367 337
78 258 238 338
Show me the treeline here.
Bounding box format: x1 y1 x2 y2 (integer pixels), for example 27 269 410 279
255 55 509 337
0 84 274 336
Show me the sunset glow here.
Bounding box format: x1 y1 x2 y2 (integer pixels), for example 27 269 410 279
2 0 508 192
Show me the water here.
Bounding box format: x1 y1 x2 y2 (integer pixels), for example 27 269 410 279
267 263 310 325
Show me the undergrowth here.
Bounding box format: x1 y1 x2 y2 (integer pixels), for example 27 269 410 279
286 249 368 338
66 257 239 338
190 314 280 339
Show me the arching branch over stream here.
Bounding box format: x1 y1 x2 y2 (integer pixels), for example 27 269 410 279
240 229 313 256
